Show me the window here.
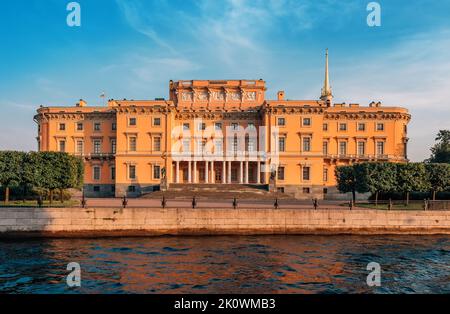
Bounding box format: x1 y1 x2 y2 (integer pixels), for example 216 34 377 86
93 186 100 192
153 137 161 152
247 137 256 152
93 140 101 154
339 141 347 156
153 165 161 180
247 122 255 129
323 168 328 182
128 186 136 192
278 117 285 126
323 188 328 194
129 165 136 180
129 117 137 126
183 139 190 153
303 187 310 194
198 122 206 131
322 141 328 155
93 166 101 181
302 167 311 181
231 123 238 130
59 140 66 152
59 123 66 131
183 123 190 131
357 141 365 156
303 137 311 152
111 139 116 154
339 123 347 131
279 137 286 152
111 167 116 180
404 124 407 133
377 123 384 131
76 140 84 154
129 136 137 152
277 167 285 180
232 137 238 153
112 122 117 131
76 123 83 131
214 139 223 154
303 118 311 126
323 123 328 131
153 117 161 126
94 122 101 131
377 141 385 156
215 123 222 131
358 123 366 131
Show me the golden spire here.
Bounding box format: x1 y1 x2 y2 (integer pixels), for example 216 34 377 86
321 48 332 100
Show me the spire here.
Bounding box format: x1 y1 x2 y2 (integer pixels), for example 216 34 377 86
321 49 333 103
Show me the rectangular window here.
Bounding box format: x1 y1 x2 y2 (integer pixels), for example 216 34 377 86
339 123 347 131
377 123 384 131
94 122 101 131
358 123 366 131
279 137 286 152
153 117 161 126
93 140 101 154
302 167 311 181
183 139 190 153
76 122 83 131
214 139 223 154
76 140 84 154
339 141 347 156
323 123 328 131
129 136 137 152
303 137 311 152
129 117 137 126
278 117 285 126
111 167 116 180
129 165 136 180
153 165 161 180
128 186 136 192
93 166 101 181
277 167 285 180
112 122 117 131
247 138 256 152
231 123 238 130
232 137 238 153
377 141 385 156
247 122 255 129
215 123 222 131
303 187 310 194
59 123 66 131
323 141 328 155
153 137 161 152
358 141 365 156
59 140 66 152
198 122 206 131
303 118 311 126
323 168 328 182
111 139 116 154
183 123 190 131
93 186 100 192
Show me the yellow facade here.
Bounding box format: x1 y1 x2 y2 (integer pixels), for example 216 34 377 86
34 53 410 199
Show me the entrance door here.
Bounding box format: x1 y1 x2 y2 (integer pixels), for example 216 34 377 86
231 168 238 183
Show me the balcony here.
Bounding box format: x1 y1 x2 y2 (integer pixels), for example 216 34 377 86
84 153 115 161
324 154 391 161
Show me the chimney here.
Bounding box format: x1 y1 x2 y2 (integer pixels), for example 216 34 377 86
277 91 285 101
77 99 87 107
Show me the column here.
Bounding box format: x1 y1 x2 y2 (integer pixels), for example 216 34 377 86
193 161 197 183
205 160 209 183
211 161 215 183
188 161 192 183
176 161 180 183
239 161 243 184
257 161 261 184
244 161 249 184
222 161 226 184
228 161 232 183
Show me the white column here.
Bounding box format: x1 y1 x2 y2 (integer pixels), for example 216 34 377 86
211 161 215 183
228 161 232 183
188 161 192 183
257 161 261 184
205 161 209 183
176 161 180 183
245 161 249 184
222 161 226 184
193 161 197 183
239 161 243 184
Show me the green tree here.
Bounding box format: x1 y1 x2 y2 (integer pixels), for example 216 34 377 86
396 163 430 205
427 130 450 163
354 162 397 205
425 163 450 200
0 151 24 204
39 152 62 204
335 165 357 203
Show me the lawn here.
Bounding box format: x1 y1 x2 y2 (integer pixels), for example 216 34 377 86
0 200 79 208
355 202 425 210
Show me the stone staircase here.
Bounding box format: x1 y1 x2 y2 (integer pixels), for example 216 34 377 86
141 184 293 200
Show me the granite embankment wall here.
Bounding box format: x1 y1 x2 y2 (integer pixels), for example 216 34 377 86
1 207 450 237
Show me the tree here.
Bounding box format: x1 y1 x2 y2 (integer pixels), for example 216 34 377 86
335 166 357 203
396 163 430 205
427 130 450 163
39 152 62 204
354 162 397 205
425 163 450 200
0 151 24 204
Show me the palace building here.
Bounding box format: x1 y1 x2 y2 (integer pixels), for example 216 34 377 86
34 51 410 199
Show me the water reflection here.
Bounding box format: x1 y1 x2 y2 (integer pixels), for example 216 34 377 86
0 236 449 294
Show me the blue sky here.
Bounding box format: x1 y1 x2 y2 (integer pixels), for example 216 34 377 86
0 0 449 161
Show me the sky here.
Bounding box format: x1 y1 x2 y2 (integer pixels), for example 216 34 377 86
0 0 449 161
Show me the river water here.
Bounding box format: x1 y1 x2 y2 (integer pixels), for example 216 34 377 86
0 235 449 294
